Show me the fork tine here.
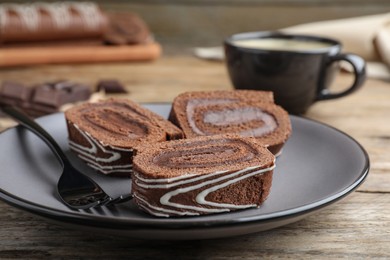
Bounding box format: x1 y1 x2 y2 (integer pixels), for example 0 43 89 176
105 194 133 207
74 201 101 210
96 196 113 207
116 194 133 203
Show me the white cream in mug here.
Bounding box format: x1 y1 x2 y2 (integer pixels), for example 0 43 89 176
233 38 334 51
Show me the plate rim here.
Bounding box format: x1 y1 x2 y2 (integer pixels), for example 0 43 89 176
0 107 370 231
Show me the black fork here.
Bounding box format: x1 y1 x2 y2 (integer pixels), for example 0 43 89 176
1 105 132 210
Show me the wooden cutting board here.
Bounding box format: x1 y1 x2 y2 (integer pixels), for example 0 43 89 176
0 42 161 67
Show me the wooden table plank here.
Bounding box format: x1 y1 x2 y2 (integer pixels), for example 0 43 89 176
0 192 388 258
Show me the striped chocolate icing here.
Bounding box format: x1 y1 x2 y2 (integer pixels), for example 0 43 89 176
68 123 133 175
65 98 183 176
132 135 275 217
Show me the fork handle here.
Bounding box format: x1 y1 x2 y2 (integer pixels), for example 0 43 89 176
0 105 70 167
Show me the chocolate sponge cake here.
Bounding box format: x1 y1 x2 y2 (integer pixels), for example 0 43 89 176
132 134 275 217
169 90 291 155
65 98 183 176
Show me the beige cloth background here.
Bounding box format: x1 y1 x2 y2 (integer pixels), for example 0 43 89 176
283 13 390 80
195 13 390 80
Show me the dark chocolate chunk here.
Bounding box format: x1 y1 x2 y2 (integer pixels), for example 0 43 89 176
32 81 92 107
0 81 32 101
0 80 92 118
0 81 34 110
96 80 128 94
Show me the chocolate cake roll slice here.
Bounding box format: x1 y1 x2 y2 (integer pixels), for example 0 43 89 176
132 134 275 217
169 90 291 155
65 98 183 176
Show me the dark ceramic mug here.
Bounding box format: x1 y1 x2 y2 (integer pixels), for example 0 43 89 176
224 31 366 114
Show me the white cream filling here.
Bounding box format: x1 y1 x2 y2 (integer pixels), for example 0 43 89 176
186 98 278 137
186 98 235 135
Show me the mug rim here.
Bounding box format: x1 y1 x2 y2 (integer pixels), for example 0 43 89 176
224 31 341 54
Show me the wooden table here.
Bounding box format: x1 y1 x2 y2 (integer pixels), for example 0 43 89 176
0 56 389 259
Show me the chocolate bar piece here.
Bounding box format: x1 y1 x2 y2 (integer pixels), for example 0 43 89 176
32 81 91 106
0 80 91 117
0 81 33 107
0 81 32 117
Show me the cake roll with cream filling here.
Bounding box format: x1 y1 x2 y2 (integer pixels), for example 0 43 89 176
65 98 183 176
169 90 291 155
132 134 275 217
0 2 108 43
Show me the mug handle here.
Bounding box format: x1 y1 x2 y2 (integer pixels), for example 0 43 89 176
316 53 366 101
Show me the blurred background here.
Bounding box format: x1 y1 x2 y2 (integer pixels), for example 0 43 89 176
46 0 390 49
5 0 390 50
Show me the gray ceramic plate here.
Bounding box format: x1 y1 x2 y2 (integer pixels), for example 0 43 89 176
0 104 369 240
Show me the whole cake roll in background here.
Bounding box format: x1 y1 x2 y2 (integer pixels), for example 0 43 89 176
0 2 161 66
169 90 291 155
132 134 275 217
0 2 108 43
65 98 183 176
